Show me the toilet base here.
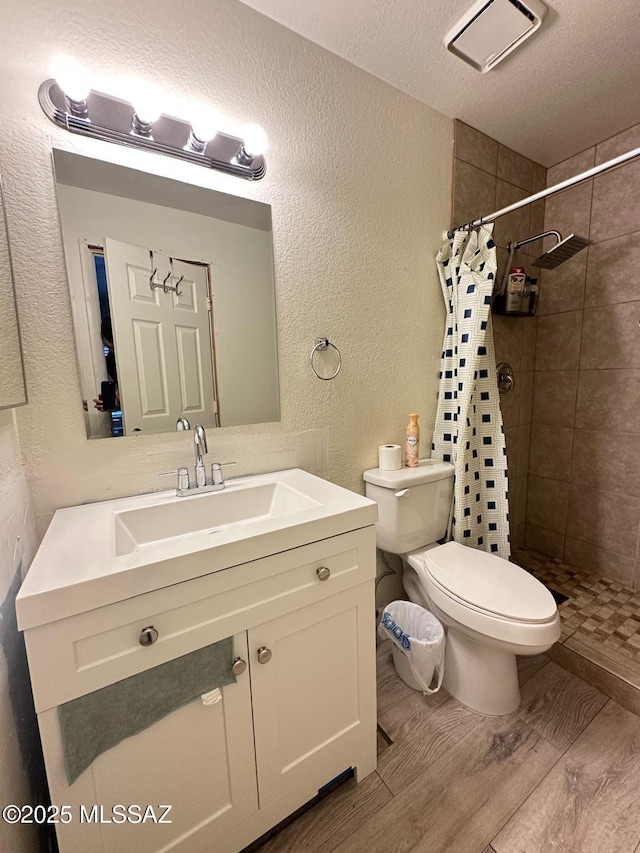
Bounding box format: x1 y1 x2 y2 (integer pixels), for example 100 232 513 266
443 629 521 716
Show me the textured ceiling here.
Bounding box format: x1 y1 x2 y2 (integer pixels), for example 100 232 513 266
238 0 640 166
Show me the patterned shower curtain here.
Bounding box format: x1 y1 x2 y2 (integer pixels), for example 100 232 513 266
431 225 510 560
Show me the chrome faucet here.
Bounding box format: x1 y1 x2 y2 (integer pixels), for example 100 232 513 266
194 424 208 487
165 418 235 496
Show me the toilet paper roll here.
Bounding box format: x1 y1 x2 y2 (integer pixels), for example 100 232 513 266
378 444 402 471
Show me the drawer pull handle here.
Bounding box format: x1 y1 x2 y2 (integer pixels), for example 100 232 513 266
139 626 159 647
232 657 247 676
316 566 331 581
257 646 272 665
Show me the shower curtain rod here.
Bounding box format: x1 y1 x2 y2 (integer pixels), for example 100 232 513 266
447 144 640 239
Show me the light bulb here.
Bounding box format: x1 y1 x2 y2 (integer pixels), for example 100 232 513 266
131 83 164 126
242 123 268 157
190 110 220 143
51 55 91 103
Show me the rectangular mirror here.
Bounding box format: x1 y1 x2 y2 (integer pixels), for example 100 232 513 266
0 173 27 409
53 150 279 438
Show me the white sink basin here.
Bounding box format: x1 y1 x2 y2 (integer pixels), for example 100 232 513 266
114 481 321 555
16 468 378 631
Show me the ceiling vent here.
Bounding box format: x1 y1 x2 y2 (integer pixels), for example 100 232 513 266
443 0 547 73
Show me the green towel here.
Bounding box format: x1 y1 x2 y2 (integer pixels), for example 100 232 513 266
59 637 235 784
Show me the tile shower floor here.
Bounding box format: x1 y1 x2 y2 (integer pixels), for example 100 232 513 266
513 546 640 691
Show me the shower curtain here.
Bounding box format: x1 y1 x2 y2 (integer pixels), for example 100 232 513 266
431 225 510 560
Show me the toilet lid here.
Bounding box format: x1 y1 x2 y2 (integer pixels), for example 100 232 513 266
424 542 557 623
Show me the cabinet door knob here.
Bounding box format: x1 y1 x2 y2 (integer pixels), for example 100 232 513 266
316 566 331 581
257 646 272 664
232 657 247 676
139 625 159 647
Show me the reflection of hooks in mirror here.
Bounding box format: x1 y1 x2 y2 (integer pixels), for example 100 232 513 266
148 253 184 297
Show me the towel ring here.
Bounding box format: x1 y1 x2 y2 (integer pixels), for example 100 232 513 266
310 338 341 381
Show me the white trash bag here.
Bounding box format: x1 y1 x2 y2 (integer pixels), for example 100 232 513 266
378 600 445 694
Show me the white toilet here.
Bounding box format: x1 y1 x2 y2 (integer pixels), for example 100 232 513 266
364 460 560 715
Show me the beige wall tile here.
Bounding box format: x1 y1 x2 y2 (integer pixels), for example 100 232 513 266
564 537 635 585
522 321 537 367
547 148 596 185
575 369 640 433
532 163 547 194
512 474 528 527
543 182 592 247
529 424 573 480
518 371 534 425
452 159 496 229
571 429 640 498
516 423 531 477
497 145 533 192
499 381 521 429
590 160 640 242
595 123 640 165
566 484 640 558
526 475 569 534
504 426 518 479
584 231 640 307
537 252 587 316
581 303 640 369
454 120 498 174
525 523 565 559
493 180 531 250
512 523 525 551
535 311 582 371
531 370 578 427
493 315 524 370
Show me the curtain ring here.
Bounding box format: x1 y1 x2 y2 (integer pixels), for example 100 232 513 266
310 338 341 381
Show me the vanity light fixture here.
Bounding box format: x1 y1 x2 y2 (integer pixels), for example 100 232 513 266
39 58 267 180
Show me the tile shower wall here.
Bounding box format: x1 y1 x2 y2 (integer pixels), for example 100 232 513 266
452 121 545 550
526 121 640 585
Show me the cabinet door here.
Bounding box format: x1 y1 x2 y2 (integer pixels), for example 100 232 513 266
40 632 257 853
249 584 377 808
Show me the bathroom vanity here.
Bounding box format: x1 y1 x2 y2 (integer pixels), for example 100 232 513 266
17 469 378 853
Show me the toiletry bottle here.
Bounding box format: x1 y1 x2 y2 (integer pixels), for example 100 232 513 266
405 414 420 468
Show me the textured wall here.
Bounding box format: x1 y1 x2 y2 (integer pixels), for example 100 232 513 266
0 412 40 853
526 121 640 585
451 120 545 551
0 0 452 537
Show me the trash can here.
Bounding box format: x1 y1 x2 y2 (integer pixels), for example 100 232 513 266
378 600 445 694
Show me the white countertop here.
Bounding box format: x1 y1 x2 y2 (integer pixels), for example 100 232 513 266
17 469 377 631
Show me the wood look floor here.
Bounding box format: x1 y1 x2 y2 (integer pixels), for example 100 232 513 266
256 642 640 853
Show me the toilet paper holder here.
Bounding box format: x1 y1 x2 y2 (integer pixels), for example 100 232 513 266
310 338 342 381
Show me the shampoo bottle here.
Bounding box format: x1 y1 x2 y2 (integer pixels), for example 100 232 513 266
405 413 420 468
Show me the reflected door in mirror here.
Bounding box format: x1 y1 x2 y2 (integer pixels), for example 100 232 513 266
105 239 217 435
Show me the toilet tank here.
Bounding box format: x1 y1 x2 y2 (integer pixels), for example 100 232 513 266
363 460 454 554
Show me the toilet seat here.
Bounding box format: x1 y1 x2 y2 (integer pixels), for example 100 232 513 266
423 541 557 624
406 542 560 649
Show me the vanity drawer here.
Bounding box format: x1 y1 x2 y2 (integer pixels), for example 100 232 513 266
25 526 376 712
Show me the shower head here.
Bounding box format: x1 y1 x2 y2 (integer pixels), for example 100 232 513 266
531 233 592 269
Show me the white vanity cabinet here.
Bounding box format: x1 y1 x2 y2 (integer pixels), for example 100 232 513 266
21 524 377 853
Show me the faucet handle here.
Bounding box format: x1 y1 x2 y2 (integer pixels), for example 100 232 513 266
160 467 190 492
211 461 236 487
176 417 191 431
